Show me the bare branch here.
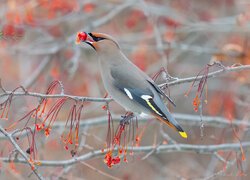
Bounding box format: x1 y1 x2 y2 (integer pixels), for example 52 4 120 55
0 65 249 106
173 113 250 128
34 113 250 130
0 126 44 180
1 113 249 140
86 1 135 31
0 141 249 167
0 91 112 102
161 65 250 87
14 0 135 56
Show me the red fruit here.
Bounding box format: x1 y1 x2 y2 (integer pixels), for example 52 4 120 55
83 3 95 13
112 156 121 165
78 32 87 41
2 24 15 36
76 32 87 44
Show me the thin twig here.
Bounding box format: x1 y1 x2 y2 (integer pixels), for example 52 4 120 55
0 141 249 167
203 159 237 180
161 65 250 87
1 65 249 104
1 113 249 140
0 91 112 102
0 126 44 180
14 1 135 56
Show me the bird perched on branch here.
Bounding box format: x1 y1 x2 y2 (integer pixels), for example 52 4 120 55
76 32 187 138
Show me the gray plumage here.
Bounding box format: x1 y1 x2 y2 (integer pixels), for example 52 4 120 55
80 32 187 138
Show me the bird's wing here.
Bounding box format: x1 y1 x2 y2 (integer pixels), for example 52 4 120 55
110 66 187 138
111 69 172 118
110 67 163 115
118 86 167 118
110 64 175 113
113 79 186 134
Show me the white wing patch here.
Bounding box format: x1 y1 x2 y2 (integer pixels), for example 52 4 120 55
141 95 152 100
124 88 133 100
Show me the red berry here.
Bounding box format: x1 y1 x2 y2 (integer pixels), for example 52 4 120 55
77 32 87 41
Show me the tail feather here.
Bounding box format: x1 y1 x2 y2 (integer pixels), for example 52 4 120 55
154 114 188 139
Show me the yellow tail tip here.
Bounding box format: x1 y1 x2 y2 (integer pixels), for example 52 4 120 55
179 131 188 138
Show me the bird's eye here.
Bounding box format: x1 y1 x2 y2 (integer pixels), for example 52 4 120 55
93 36 105 41
89 33 105 42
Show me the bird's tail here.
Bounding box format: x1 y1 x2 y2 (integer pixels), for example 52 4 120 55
154 114 187 139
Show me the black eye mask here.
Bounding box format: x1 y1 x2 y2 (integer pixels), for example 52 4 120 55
88 33 106 42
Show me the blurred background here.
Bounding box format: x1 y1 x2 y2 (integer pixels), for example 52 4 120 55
0 0 250 179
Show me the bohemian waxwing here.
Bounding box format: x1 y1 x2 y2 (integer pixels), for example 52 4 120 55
76 32 187 138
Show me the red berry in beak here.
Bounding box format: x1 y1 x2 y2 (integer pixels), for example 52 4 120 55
75 32 87 44
78 32 87 41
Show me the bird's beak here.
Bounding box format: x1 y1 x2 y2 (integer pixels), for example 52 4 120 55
75 32 96 50
85 34 96 50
